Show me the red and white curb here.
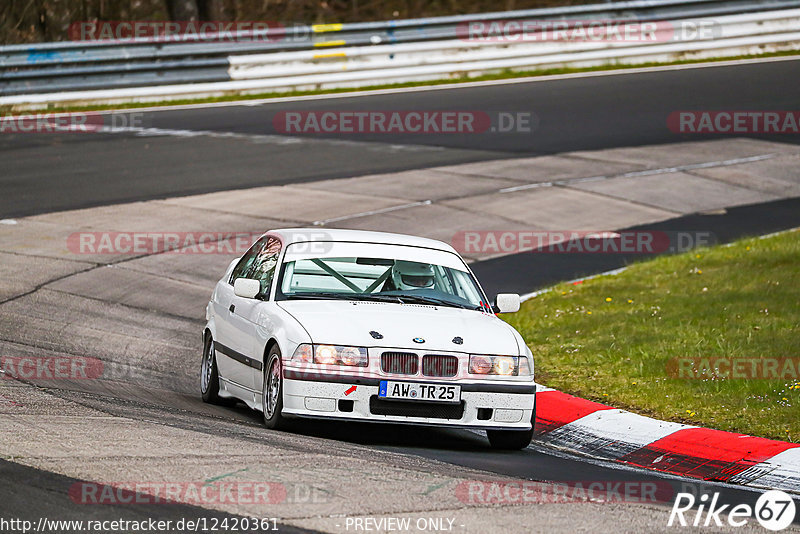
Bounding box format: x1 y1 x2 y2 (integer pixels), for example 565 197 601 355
534 386 800 494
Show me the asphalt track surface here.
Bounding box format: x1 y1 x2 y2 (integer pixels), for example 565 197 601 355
472 196 800 296
2 59 800 529
2 58 800 218
0 460 319 534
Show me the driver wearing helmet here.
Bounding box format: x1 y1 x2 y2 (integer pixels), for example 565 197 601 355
390 260 435 290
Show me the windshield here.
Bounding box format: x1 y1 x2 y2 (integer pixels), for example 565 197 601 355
277 256 488 311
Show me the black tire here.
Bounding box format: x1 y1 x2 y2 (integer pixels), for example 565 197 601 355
200 335 221 404
487 398 536 450
262 345 288 430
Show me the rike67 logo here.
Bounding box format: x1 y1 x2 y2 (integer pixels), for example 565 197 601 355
668 490 796 530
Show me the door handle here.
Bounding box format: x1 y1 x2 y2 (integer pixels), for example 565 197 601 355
229 304 235 313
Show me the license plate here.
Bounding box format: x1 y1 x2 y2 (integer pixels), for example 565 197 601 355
379 381 461 403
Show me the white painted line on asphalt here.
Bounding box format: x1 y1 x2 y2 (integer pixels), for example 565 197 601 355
100 125 299 144
617 153 778 178
313 199 433 225
303 152 781 229
97 125 445 152
499 181 556 193
0 219 18 225
499 153 778 193
754 226 800 241
564 175 607 184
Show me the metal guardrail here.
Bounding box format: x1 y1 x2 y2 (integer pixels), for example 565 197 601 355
1 0 799 107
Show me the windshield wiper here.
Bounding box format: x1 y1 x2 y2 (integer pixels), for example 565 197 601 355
355 294 406 304
393 294 477 310
284 292 403 304
284 292 360 301
284 292 475 309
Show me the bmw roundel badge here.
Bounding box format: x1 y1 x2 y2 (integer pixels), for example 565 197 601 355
413 337 425 344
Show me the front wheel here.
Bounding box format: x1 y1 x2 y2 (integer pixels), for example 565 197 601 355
487 401 536 450
262 345 288 430
200 335 221 404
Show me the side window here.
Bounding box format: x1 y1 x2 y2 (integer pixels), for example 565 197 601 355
229 237 268 285
246 237 282 297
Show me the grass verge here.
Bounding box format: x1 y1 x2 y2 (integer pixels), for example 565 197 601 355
3 49 800 115
505 229 800 441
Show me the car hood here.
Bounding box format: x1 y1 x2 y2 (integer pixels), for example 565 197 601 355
277 300 521 355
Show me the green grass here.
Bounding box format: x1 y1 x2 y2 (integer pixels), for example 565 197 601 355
3 49 799 115
505 230 800 441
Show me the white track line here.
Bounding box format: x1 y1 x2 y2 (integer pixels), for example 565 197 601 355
311 153 778 227
499 153 778 193
313 200 433 225
94 125 445 153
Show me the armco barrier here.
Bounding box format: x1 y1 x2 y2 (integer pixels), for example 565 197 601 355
1 0 800 109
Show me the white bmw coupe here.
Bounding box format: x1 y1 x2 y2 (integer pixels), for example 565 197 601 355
201 229 536 449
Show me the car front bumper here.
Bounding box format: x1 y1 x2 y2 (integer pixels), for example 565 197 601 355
281 370 535 430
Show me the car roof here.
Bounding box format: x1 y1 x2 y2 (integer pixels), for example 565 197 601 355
268 228 457 254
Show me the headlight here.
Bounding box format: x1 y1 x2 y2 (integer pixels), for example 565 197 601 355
292 344 368 367
493 356 516 375
315 344 338 364
469 355 525 376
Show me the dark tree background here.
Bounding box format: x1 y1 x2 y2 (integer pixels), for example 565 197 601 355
1 0 592 44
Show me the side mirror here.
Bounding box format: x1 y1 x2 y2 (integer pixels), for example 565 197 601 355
494 293 521 314
233 278 261 299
